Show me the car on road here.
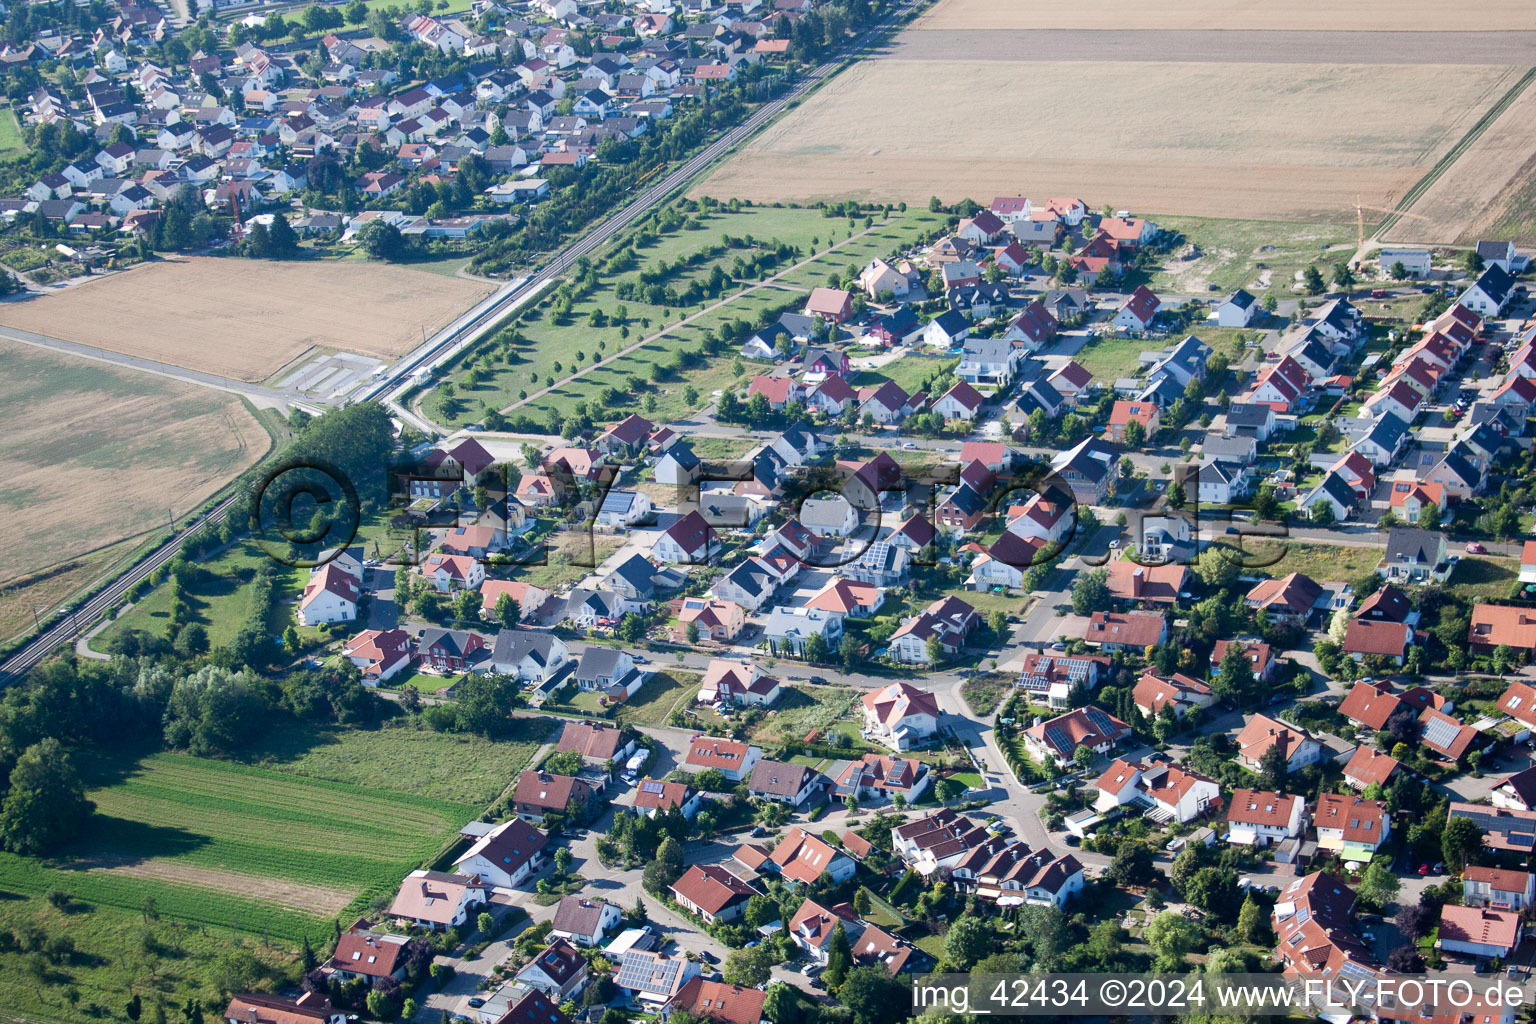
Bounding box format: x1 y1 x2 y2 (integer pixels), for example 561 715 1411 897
808 676 828 685
1371 289 1389 298
902 442 917 449
699 950 717 964
632 654 648 664
800 963 820 976
1466 542 1487 553
467 998 485 1009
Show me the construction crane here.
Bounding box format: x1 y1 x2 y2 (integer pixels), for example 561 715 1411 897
229 189 244 242
1354 195 1431 255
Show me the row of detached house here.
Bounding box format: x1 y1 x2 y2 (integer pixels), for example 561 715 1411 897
5 0 821 233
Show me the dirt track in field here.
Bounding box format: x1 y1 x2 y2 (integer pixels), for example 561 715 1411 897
0 256 492 383
1384 80 1536 245
77 856 356 916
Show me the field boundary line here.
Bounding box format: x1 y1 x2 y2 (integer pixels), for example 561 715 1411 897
1380 64 1536 241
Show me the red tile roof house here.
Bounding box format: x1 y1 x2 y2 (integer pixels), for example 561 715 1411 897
298 560 361 626
764 826 856 885
1235 715 1321 772
512 770 599 823
1463 866 1536 913
1438 904 1523 959
1210 638 1276 682
1113 285 1161 331
327 929 409 984
1244 572 1324 627
670 864 760 924
684 736 762 783
388 870 487 931
1470 605 1536 659
1314 792 1391 858
1105 560 1188 606
549 895 622 947
341 628 413 685
1226 789 1306 846
860 681 940 751
452 817 547 888
933 381 986 421
420 552 487 592
514 938 591 1003
788 898 862 963
1105 400 1160 442
631 779 702 819
827 753 932 803
653 511 720 564
597 413 656 454
747 374 803 411
804 286 853 323
1023 706 1131 766
1084 611 1168 652
1342 745 1402 790
1342 618 1414 666
667 978 768 1024
223 994 347 1024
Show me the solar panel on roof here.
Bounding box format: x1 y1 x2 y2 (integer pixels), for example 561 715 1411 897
1085 708 1115 733
1045 725 1070 753
642 781 664 794
1422 715 1462 750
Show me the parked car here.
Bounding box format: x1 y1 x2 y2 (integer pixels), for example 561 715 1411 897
1467 542 1487 554
1371 289 1389 298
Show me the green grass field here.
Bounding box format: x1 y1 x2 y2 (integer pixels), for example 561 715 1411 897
97 541 304 651
1065 334 1151 383
853 354 956 395
0 106 28 157
237 719 551 806
613 670 697 729
422 206 947 428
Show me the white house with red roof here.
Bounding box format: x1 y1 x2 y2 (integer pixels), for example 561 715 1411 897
684 736 761 782
654 511 718 564
860 681 940 749
1113 285 1160 332
342 628 413 684
1235 714 1320 772
1092 758 1219 824
1001 300 1058 351
932 381 985 421
298 562 360 625
747 375 803 411
697 659 780 707
804 287 853 322
452 818 547 888
1227 789 1306 846
420 553 486 592
1342 746 1402 791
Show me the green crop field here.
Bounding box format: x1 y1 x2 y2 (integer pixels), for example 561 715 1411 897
421 206 947 428
0 750 482 944
0 106 28 157
237 719 552 806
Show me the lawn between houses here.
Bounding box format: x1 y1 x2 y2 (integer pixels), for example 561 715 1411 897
419 205 948 429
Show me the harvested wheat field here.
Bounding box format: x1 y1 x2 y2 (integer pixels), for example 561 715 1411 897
703 61 1517 220
1384 78 1536 245
0 256 492 382
0 339 269 589
917 0 1536 32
